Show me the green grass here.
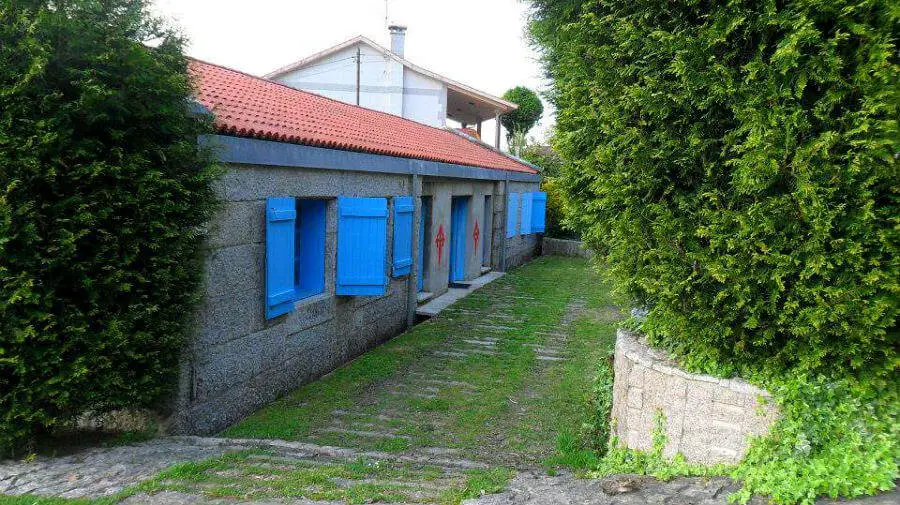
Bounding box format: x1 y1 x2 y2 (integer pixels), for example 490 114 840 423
3 257 618 505
436 468 516 504
212 257 620 502
542 315 618 471
222 257 617 465
119 449 513 505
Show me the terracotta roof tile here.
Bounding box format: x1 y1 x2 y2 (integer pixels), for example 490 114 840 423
189 59 537 174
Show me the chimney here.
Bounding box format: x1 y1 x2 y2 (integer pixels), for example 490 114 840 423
388 25 407 58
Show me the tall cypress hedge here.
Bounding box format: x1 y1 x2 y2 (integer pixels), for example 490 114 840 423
0 0 217 453
528 0 898 377
528 1 898 501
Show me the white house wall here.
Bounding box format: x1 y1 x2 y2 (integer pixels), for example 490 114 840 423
273 43 404 117
402 68 445 127
272 43 447 128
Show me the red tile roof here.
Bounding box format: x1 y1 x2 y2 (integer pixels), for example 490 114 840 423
189 59 538 174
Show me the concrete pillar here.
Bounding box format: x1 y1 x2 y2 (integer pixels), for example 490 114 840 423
407 171 421 328
425 188 452 296
494 111 501 149
500 172 509 271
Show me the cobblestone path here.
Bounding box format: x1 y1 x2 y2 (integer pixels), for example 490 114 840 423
463 472 900 505
2 257 611 503
221 257 614 468
0 436 495 501
1 258 895 504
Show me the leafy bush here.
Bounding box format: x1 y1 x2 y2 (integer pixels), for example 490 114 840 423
519 143 578 239
541 178 578 239
0 0 217 454
527 0 898 377
732 372 898 504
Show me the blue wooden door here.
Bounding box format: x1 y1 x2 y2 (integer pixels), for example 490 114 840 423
449 196 468 283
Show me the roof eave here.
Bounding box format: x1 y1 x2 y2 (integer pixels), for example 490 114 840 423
263 36 366 79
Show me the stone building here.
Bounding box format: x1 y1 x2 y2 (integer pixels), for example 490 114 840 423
169 59 545 434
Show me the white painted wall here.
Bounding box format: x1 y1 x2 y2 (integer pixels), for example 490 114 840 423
272 42 446 127
402 67 445 127
273 44 403 116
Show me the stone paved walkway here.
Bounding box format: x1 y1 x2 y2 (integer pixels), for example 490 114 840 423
0 437 492 499
220 257 613 468
463 473 900 505
1 258 895 504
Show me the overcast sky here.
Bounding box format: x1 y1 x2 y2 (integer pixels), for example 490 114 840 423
150 0 554 148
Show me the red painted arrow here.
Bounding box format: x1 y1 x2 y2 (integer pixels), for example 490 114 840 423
435 224 446 265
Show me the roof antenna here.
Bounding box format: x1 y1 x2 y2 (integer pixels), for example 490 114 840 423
385 0 389 28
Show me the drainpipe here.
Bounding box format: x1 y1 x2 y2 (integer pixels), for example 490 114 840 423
406 169 421 328
500 171 510 272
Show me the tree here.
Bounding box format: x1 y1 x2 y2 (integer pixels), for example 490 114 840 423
500 86 544 150
0 0 218 454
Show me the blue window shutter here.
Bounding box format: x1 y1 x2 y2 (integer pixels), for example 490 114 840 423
532 192 547 233
392 196 414 277
337 197 388 296
521 192 533 235
506 192 519 238
266 197 297 319
296 199 327 299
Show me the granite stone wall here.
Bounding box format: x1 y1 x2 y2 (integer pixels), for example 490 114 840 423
168 165 413 435
542 238 592 258
611 329 779 464
167 164 542 435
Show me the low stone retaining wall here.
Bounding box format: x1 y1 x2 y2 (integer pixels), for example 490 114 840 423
611 329 778 464
542 238 592 258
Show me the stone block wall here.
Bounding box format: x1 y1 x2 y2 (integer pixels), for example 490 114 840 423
542 238 592 258
611 329 779 464
166 164 543 435
168 165 413 435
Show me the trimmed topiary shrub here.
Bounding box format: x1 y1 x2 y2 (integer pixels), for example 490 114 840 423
0 0 218 454
528 0 898 501
500 86 544 141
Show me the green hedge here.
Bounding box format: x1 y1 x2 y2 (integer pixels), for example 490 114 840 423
528 0 898 501
528 0 898 376
0 0 217 454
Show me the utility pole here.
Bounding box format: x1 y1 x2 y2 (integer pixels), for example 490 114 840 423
355 46 361 106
